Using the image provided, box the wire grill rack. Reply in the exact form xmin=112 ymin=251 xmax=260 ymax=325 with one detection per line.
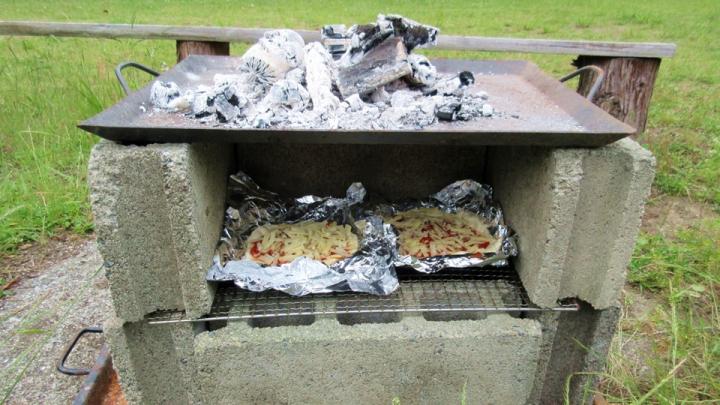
xmin=146 ymin=268 xmax=578 ymax=324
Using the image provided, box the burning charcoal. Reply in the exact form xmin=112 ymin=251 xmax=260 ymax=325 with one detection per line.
xmin=262 ymin=79 xmax=310 ymax=110
xmin=337 ymin=37 xmax=413 ymax=98
xmin=215 ymin=95 xmax=241 ymax=123
xmin=406 ymin=54 xmax=438 ymax=87
xmin=337 ymin=19 xmax=395 ymax=67
xmin=241 ymin=29 xmax=305 ymax=82
xmin=304 ymin=42 xmax=341 ymax=113
xmin=381 ymin=14 xmax=439 ymax=51
xmin=190 ymin=92 xmax=215 ymax=118
xmin=432 ymin=71 xmax=476 ymax=96
xmin=149 ymin=81 xmax=193 ymax=112
xmin=321 ymin=24 xmax=351 ymax=58
xmin=436 ymin=99 xmax=462 ymax=121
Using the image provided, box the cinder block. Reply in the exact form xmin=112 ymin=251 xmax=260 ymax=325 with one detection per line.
xmin=105 ymin=317 xmax=202 ymax=405
xmin=194 ymin=315 xmax=542 ymax=405
xmin=89 ymin=141 xmax=231 ymax=321
xmin=537 ymin=302 xmax=621 ymax=405
xmin=487 ymin=139 xmax=654 ymax=309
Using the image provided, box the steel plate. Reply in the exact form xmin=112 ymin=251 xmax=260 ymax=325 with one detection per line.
xmin=79 ymin=56 xmax=635 ymax=146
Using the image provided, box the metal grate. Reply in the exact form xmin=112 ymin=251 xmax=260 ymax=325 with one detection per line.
xmin=146 ymin=268 xmax=578 ymax=325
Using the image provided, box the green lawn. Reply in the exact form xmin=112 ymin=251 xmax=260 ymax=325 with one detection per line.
xmin=1 ymin=0 xmax=718 ymax=402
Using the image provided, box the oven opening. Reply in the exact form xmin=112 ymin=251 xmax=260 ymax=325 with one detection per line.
xmin=146 ymin=143 xmax=579 ymax=329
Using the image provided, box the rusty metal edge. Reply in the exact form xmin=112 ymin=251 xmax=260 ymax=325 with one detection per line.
xmin=72 ymin=344 xmax=114 ymax=405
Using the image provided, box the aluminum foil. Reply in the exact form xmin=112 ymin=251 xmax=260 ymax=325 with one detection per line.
xmin=375 ymin=180 xmax=518 ymax=273
xmin=206 ymin=172 xmax=399 ymax=296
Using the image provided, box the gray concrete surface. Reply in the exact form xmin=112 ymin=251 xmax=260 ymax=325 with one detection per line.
xmin=194 ymin=315 xmax=542 ymax=405
xmin=105 ymin=317 xmax=200 ymax=405
xmin=0 ymin=241 xmax=110 ymax=405
xmin=538 ymin=302 xmax=622 ymax=405
xmin=89 ymin=141 xmax=231 ymax=322
xmin=488 ymin=139 xmax=655 ymax=309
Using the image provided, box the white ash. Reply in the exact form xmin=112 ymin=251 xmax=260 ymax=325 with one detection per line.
xmin=149 ymin=16 xmax=498 ymax=130
xmin=304 ymin=42 xmax=341 ymax=114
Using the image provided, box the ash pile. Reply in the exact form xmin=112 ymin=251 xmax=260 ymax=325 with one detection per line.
xmin=150 ymin=15 xmax=494 ymax=130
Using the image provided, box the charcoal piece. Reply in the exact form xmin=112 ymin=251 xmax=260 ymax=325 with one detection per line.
xmin=407 ymin=54 xmax=437 ymax=86
xmin=321 ymin=24 xmax=351 ymax=57
xmin=337 ymin=37 xmax=413 ymax=98
xmin=215 ymin=96 xmax=240 ymax=123
xmin=191 ymin=93 xmax=215 ymax=118
xmin=459 ymin=71 xmax=475 ymax=86
xmin=433 ymin=71 xmax=476 ymax=97
xmin=304 ymin=43 xmax=341 ymax=113
xmin=381 ymin=14 xmax=439 ymax=51
xmin=263 ymin=79 xmax=310 ymax=110
xmin=344 ymin=94 xmax=365 ymax=112
xmin=241 ymin=29 xmax=305 ymax=82
xmin=436 ymin=100 xmax=462 ymax=121
xmin=148 ymin=80 xmax=193 ymax=112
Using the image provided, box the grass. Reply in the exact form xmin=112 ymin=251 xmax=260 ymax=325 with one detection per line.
xmin=0 ymin=0 xmax=719 ymax=403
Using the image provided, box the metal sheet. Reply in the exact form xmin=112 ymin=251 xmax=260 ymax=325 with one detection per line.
xmin=79 ymin=56 xmax=635 ymax=146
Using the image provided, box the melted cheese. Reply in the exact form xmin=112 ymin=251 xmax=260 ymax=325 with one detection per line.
xmin=386 ymin=208 xmax=500 ymax=258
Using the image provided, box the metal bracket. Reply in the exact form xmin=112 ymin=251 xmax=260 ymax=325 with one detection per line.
xmin=114 ymin=61 xmax=159 ymax=95
xmin=559 ymin=65 xmax=604 ymax=102
xmin=57 ymin=327 xmax=103 ymax=376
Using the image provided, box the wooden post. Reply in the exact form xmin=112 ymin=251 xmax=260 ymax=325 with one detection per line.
xmin=573 ymin=56 xmax=661 ymax=133
xmin=176 ymin=40 xmax=229 ymax=62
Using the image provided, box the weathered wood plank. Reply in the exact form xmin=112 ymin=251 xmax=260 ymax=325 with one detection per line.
xmin=574 ymin=56 xmax=662 ymax=133
xmin=176 ymin=40 xmax=229 ymax=62
xmin=0 ymin=21 xmax=676 ymax=58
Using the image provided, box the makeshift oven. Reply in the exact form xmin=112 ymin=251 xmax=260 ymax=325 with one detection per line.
xmin=83 ymin=19 xmax=654 ymax=405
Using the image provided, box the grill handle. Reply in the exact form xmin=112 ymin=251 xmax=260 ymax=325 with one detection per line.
xmin=57 ymin=326 xmax=103 ymax=376
xmin=559 ymin=65 xmax=604 ymax=102
xmin=115 ymin=61 xmax=160 ymax=96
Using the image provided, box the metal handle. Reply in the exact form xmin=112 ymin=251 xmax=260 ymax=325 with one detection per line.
xmin=115 ymin=61 xmax=159 ymax=95
xmin=57 ymin=326 xmax=103 ymax=376
xmin=559 ymin=65 xmax=604 ymax=102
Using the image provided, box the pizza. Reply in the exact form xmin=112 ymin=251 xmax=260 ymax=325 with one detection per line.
xmin=386 ymin=207 xmax=500 ymax=258
xmin=243 ymin=221 xmax=359 ymax=266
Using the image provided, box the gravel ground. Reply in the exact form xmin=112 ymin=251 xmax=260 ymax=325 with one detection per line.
xmin=0 ymin=241 xmax=111 ymax=404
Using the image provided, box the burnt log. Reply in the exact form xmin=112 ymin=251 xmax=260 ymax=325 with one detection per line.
xmin=574 ymin=56 xmax=661 ymax=133
xmin=337 ymin=37 xmax=412 ymax=98
xmin=176 ymin=40 xmax=229 ymax=62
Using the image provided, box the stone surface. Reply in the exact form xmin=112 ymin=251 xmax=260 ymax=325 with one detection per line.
xmin=88 ymin=141 xmax=231 ymax=321
xmin=487 ymin=138 xmax=655 ymax=309
xmin=105 ymin=317 xmax=201 ymax=405
xmin=194 ymin=315 xmax=542 ymax=405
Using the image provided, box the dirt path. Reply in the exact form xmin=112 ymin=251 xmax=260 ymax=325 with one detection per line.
xmin=0 ymin=240 xmax=111 ymax=404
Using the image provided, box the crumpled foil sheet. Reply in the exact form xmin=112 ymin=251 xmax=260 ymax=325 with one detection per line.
xmin=374 ymin=180 xmax=518 ymax=273
xmin=206 ymin=172 xmax=399 ymax=296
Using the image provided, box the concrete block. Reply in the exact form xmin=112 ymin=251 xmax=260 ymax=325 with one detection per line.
xmin=537 ymin=302 xmax=621 ymax=405
xmin=105 ymin=317 xmax=202 ymax=405
xmin=487 ymin=139 xmax=654 ymax=309
xmin=89 ymin=141 xmax=230 ymax=321
xmin=194 ymin=315 xmax=542 ymax=405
